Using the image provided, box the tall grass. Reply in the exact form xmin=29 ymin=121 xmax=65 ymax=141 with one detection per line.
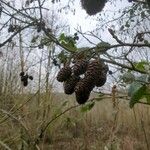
xmin=0 ymin=91 xmax=150 ymax=150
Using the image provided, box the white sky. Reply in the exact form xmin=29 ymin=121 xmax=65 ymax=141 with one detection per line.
xmin=0 ymin=0 xmax=133 ymax=92
xmin=52 ymin=0 xmax=132 ymax=47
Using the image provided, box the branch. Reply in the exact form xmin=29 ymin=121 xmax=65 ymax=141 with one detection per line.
xmin=37 ymin=104 xmax=79 ymax=142
xmin=42 ymin=27 xmax=76 ymax=53
xmin=101 ymin=58 xmax=147 ymax=74
xmin=108 ymin=28 xmax=124 ymax=44
xmin=1 ymin=0 xmax=36 ymax=21
xmin=0 ymin=22 xmax=35 ymax=48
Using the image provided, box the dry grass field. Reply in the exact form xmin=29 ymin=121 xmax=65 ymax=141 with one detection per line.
xmin=0 ymin=91 xmax=150 ymax=150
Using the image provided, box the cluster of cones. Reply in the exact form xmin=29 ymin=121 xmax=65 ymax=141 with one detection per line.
xmin=56 ymin=59 xmax=108 ymax=104
xmin=20 ymin=72 xmax=33 ymax=87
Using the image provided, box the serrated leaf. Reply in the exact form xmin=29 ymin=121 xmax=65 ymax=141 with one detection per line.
xmin=62 ymin=42 xmax=77 ymax=52
xmin=129 ymin=85 xmax=146 ymax=108
xmin=59 ymin=33 xmax=65 ymax=41
xmin=81 ymin=102 xmax=95 ymax=112
xmin=59 ymin=33 xmax=77 ymax=52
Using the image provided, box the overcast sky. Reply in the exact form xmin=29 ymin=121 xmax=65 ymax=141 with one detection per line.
xmin=51 ymin=0 xmax=132 ymax=47
xmin=1 ymin=0 xmax=133 ymax=92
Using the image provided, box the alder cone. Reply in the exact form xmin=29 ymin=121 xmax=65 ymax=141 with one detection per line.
xmin=95 ymin=64 xmax=109 ymax=87
xmin=85 ymin=59 xmax=103 ymax=81
xmin=86 ymin=60 xmax=103 ymax=73
xmin=75 ymin=77 xmax=95 ymax=104
xmin=85 ymin=60 xmax=108 ymax=87
xmin=63 ymin=75 xmax=80 ymax=95
xmin=75 ymin=77 xmax=95 ymax=93
xmin=75 ymin=90 xmax=91 ymax=104
xmin=56 ymin=66 xmax=72 ymax=82
xmin=81 ymin=0 xmax=107 ymax=16
xmin=95 ymin=73 xmax=107 ymax=87
xmin=103 ymin=64 xmax=109 ymax=73
xmin=73 ymin=59 xmax=88 ymax=76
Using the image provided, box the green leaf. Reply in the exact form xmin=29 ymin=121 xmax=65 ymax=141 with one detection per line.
xmin=62 ymin=41 xmax=77 ymax=52
xmin=59 ymin=33 xmax=66 ymax=41
xmin=128 ymin=74 xmax=148 ymax=97
xmin=95 ymin=42 xmax=111 ymax=53
xmin=121 ymin=72 xmax=135 ymax=84
xmin=58 ymin=51 xmax=68 ymax=64
xmin=128 ymin=81 xmax=142 ymax=97
xmin=81 ymin=102 xmax=95 ymax=112
xmin=145 ymin=95 xmax=150 ymax=103
xmin=142 ymin=85 xmax=150 ymax=103
xmin=135 ymin=61 xmax=149 ymax=71
xmin=129 ymin=85 xmax=146 ymax=108
xmin=59 ymin=33 xmax=77 ymax=52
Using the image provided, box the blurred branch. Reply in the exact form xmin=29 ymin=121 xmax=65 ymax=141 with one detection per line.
xmin=108 ymin=28 xmax=124 ymax=44
xmin=37 ymin=104 xmax=79 ymax=142
xmin=0 ymin=22 xmax=36 ymax=48
xmin=1 ymin=0 xmax=36 ymax=21
xmin=0 ymin=109 xmax=31 ymax=139
xmin=0 ymin=140 xmax=12 ymax=150
xmin=0 ymin=89 xmax=40 ymax=125
xmin=101 ymin=58 xmax=147 ymax=74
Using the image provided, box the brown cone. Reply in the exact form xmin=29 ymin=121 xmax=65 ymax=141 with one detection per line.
xmin=74 ymin=77 xmax=95 ymax=104
xmin=73 ymin=59 xmax=88 ymax=76
xmin=81 ymin=0 xmax=107 ymax=16
xmin=63 ymin=75 xmax=80 ymax=95
xmin=56 ymin=66 xmax=72 ymax=82
xmin=85 ymin=60 xmax=103 ymax=81
xmin=95 ymin=73 xmax=107 ymax=87
xmin=75 ymin=90 xmax=91 ymax=104
xmin=95 ymin=64 xmax=108 ymax=87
